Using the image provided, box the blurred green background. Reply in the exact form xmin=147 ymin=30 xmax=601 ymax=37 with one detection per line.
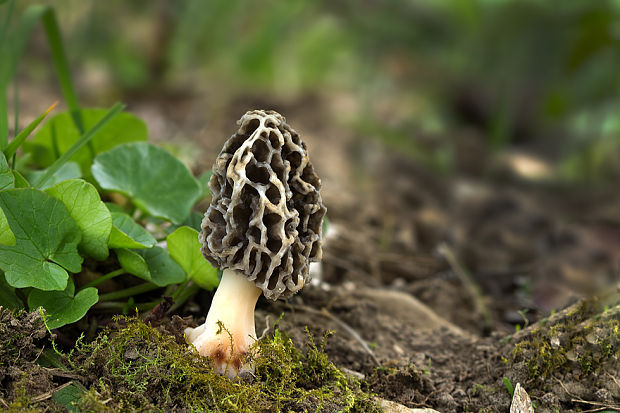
xmin=10 ymin=0 xmax=620 ymax=184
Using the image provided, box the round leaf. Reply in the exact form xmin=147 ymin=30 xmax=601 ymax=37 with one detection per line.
xmin=52 ymin=384 xmax=84 ymax=412
xmin=116 ymin=248 xmax=151 ymax=281
xmin=0 ymin=207 xmax=16 ymax=246
xmin=92 ymin=142 xmax=201 ymax=224
xmin=0 ymin=152 xmax=14 ymax=190
xmin=23 ymin=109 xmax=147 ymax=173
xmin=105 ymin=202 xmax=125 ymax=213
xmin=180 ymin=211 xmax=204 ymax=232
xmin=108 ymin=212 xmax=156 ymax=249
xmin=116 ymin=246 xmax=184 ymax=286
xmin=137 ymin=246 xmax=186 ymax=287
xmin=46 ymin=179 xmax=112 ymax=260
xmin=167 ymin=226 xmax=219 ymax=290
xmin=25 ymin=161 xmax=81 ymax=190
xmin=12 ymin=170 xmax=30 ymax=188
xmin=0 ymin=189 xmax=83 ymax=291
xmin=0 ymin=271 xmax=24 ymax=309
xmin=197 ymin=170 xmax=212 ymax=199
xmin=28 ymin=279 xmax=98 ymax=329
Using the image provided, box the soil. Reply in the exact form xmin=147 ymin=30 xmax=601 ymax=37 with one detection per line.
xmin=2 ymin=88 xmax=619 ymax=412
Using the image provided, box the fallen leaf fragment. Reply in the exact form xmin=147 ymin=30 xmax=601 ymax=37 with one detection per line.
xmin=510 ymin=383 xmax=534 ymax=413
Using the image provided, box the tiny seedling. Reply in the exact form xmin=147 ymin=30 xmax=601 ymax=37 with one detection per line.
xmin=423 ymin=357 xmax=432 ymax=375
xmin=504 ymin=376 xmax=514 ymax=397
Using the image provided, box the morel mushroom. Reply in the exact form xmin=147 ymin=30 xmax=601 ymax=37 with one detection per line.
xmin=185 ymin=110 xmax=326 ymax=378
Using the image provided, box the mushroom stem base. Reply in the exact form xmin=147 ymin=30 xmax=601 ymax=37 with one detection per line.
xmin=185 ymin=268 xmax=261 ymax=379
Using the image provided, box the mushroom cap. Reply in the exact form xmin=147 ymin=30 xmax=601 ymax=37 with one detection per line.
xmin=200 ymin=110 xmax=326 ymax=300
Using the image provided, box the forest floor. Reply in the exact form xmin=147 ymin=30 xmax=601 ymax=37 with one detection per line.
xmin=2 ymin=88 xmax=619 ymax=412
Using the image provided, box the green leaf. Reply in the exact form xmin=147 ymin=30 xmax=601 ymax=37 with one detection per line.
xmin=105 ymin=202 xmax=125 ymax=213
xmin=0 ymin=271 xmax=24 ymax=309
xmin=92 ymin=142 xmax=201 ymax=224
xmin=0 ymin=188 xmax=82 ymax=291
xmin=167 ymin=226 xmax=219 ymax=290
xmin=52 ymin=383 xmax=83 ymax=412
xmin=116 ymin=246 xmax=185 ymax=286
xmin=181 ymin=211 xmax=203 ymax=232
xmin=116 ymin=248 xmax=150 ymax=281
xmin=28 ymin=279 xmax=98 ymax=329
xmin=24 ymin=161 xmax=81 ymax=190
xmin=23 ymin=108 xmax=146 ymax=173
xmin=108 ymin=212 xmax=156 ymax=249
xmin=197 ymin=170 xmax=212 ymax=199
xmin=503 ymin=377 xmax=514 ymax=397
xmin=32 ymin=103 xmax=125 ymax=188
xmin=12 ymin=170 xmax=29 ymax=188
xmin=0 ymin=207 xmax=15 ymax=246
xmin=0 ymin=152 xmax=14 ymax=190
xmin=137 ymin=246 xmax=186 ymax=287
xmin=46 ymin=179 xmax=112 ymax=260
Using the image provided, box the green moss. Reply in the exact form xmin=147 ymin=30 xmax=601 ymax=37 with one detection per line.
xmin=511 ymin=302 xmax=619 ymax=385
xmin=69 ymin=317 xmax=380 ymax=412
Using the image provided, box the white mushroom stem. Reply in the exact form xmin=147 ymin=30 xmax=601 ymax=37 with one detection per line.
xmin=185 ymin=268 xmax=262 ymax=379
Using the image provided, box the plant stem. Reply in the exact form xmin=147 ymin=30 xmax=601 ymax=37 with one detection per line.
xmin=79 ymin=268 xmax=125 ymax=290
xmin=171 ymin=279 xmax=190 ymax=300
xmin=169 ymin=283 xmax=200 ymax=313
xmin=163 ymin=284 xmax=175 ymax=296
xmin=98 ymin=282 xmax=160 ymax=302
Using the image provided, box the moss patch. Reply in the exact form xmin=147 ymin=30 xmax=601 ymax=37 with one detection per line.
xmin=69 ymin=317 xmax=380 ymax=412
xmin=0 ymin=308 xmax=379 ymax=412
xmin=508 ymin=299 xmax=620 ymax=408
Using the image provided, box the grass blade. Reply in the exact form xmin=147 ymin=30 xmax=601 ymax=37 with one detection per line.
xmin=4 ymin=6 xmax=84 ymax=130
xmin=10 ymin=72 xmax=17 ymax=167
xmin=1 ymin=5 xmax=84 ymax=151
xmin=0 ymin=82 xmax=7 ymax=150
xmin=33 ymin=102 xmax=125 ymax=188
xmin=4 ymin=101 xmax=57 ymax=159
xmin=0 ymin=0 xmax=16 ymax=149
xmin=0 ymin=0 xmax=16 ymax=44
xmin=40 ymin=8 xmax=83 ymax=133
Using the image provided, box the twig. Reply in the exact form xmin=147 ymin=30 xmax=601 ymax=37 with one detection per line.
xmin=43 ymin=368 xmax=83 ymax=380
xmin=571 ymin=399 xmax=620 ymax=410
xmin=31 ymin=381 xmax=74 ymax=403
xmin=438 ymin=243 xmax=493 ymax=331
xmin=580 ymin=406 xmax=617 ymax=413
xmin=555 ymin=378 xmax=620 ymax=412
xmin=287 ymin=303 xmax=380 ymax=366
